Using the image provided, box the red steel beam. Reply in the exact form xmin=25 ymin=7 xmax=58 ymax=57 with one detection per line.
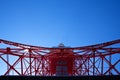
xmin=0 ymin=39 xmax=120 ymax=76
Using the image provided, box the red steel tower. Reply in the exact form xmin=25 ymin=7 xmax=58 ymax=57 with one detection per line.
xmin=0 ymin=39 xmax=120 ymax=76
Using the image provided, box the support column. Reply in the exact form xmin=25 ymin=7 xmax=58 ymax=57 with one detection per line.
xmin=109 ymin=52 xmax=112 ymax=75
xmin=92 ymin=49 xmax=96 ymax=76
xmin=6 ymin=47 xmax=11 ymax=75
xmin=29 ymin=49 xmax=32 ymax=75
xmin=21 ymin=56 xmax=23 ymax=75
xmin=101 ymin=55 xmax=104 ymax=75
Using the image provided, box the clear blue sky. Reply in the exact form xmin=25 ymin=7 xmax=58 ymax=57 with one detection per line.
xmin=0 ymin=0 xmax=120 ymax=75
xmin=0 ymin=0 xmax=120 ymax=47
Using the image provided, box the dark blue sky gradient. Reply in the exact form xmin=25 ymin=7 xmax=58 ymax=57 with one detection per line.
xmin=0 ymin=0 xmax=120 ymax=47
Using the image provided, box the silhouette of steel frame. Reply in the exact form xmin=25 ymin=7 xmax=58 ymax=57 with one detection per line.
xmin=0 ymin=39 xmax=120 ymax=76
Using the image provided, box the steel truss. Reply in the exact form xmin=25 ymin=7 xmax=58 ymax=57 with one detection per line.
xmin=0 ymin=39 xmax=120 ymax=76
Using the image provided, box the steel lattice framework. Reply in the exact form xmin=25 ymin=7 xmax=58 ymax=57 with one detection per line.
xmin=0 ymin=39 xmax=120 ymax=76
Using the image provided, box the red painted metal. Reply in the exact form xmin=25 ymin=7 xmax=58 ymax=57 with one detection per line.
xmin=0 ymin=39 xmax=120 ymax=76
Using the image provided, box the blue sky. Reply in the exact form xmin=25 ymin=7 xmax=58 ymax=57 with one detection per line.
xmin=0 ymin=0 xmax=120 ymax=47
